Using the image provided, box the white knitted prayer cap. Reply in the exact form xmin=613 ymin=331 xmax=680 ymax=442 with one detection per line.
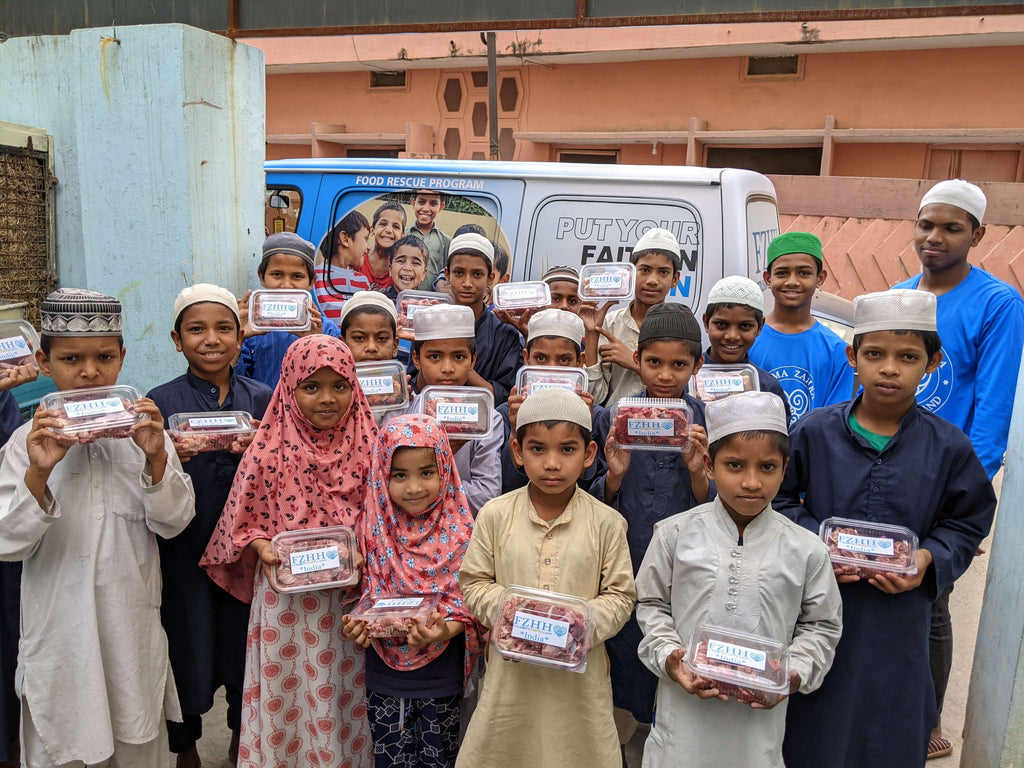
xmin=173 ymin=284 xmax=240 ymax=326
xmin=339 ymin=290 xmax=398 ymax=325
xmin=919 ymin=179 xmax=986 ymax=224
xmin=633 ymin=227 xmax=681 ymax=259
xmin=706 ymin=391 xmax=788 ymax=444
xmin=413 ymin=304 xmax=476 ymax=340
xmin=516 ymin=387 xmax=592 ymax=432
xmin=853 ymin=289 xmax=936 ymax=335
xmin=448 ymin=233 xmax=494 ymax=268
xmin=527 ymin=309 xmax=585 ymax=347
xmin=707 ymin=275 xmax=764 ymax=313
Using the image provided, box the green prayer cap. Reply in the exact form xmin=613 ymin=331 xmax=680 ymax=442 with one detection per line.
xmin=766 ymin=232 xmax=823 ymax=266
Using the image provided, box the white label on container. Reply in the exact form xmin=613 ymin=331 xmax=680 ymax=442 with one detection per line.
xmin=436 ymin=402 xmax=479 ymax=423
xmin=588 ymin=272 xmax=624 ymax=290
xmin=289 ymin=545 xmax=340 ymax=575
xmin=405 ymin=302 xmax=431 ymax=318
xmin=836 ymin=532 xmax=895 ymax=557
xmin=360 ymin=376 xmax=396 ymax=396
xmin=706 ymin=639 xmax=767 ymax=672
xmin=374 ymin=597 xmax=425 ymax=609
xmin=703 ymin=375 xmax=745 ymax=394
xmin=627 ymin=418 xmax=675 ymax=437
xmin=0 ymin=336 xmax=30 ymax=361
xmin=511 ymin=610 xmax=571 ymax=649
xmin=64 ymin=397 xmax=126 ymax=419
xmin=527 ymin=380 xmax=576 ymax=394
xmin=187 ymin=416 xmax=240 ymax=430
xmin=261 ymin=301 xmax=300 ymax=319
xmin=501 ymin=287 xmax=542 ymax=303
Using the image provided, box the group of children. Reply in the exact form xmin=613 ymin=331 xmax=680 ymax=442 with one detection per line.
xmin=0 ymin=178 xmax=1014 ymax=768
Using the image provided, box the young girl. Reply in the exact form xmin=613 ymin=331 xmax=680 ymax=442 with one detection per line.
xmin=361 ymin=202 xmax=407 ymax=292
xmin=343 ymin=414 xmax=484 ymax=768
xmin=315 ymin=209 xmax=373 ymax=322
xmin=201 ymin=335 xmax=376 ymax=768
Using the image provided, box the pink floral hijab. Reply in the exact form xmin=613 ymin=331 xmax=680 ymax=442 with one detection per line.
xmin=359 ymin=414 xmax=484 ymax=683
xmin=201 ymin=335 xmax=378 ymax=603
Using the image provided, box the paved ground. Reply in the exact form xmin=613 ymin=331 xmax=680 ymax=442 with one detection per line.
xmin=181 ymin=473 xmax=1002 ymax=767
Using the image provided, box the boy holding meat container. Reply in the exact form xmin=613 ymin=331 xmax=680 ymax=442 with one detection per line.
xmin=776 ymin=290 xmax=996 ymax=768
xmin=635 ymin=391 xmax=842 ymax=767
xmin=457 ymin=387 xmax=635 ymax=768
xmin=0 ymin=289 xmax=196 ymax=768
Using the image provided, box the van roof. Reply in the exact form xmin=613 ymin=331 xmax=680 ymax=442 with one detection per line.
xmin=265 ymin=157 xmax=762 ymax=186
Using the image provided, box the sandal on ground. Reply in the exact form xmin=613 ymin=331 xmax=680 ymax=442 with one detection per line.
xmin=927 ymin=738 xmax=953 ymax=759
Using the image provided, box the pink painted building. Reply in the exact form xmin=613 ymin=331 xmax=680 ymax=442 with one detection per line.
xmin=247 ymin=14 xmax=1024 ymax=295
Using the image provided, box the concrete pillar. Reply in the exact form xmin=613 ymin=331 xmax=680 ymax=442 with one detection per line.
xmin=0 ymin=24 xmax=264 ymax=390
xmin=962 ymin=347 xmax=1024 ymax=767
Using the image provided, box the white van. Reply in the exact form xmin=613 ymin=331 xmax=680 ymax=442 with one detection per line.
xmin=264 ymin=158 xmax=849 ymax=331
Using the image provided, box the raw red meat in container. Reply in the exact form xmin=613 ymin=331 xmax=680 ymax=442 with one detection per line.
xmin=396 ymin=290 xmax=452 ymax=331
xmin=689 ymin=364 xmax=760 ymax=402
xmin=819 ymin=517 xmax=919 ymax=578
xmin=493 ymin=281 xmax=551 ymax=312
xmin=491 ymin=585 xmax=594 ymax=673
xmin=578 ymin=262 xmax=635 ymax=302
xmin=610 ymin=397 xmax=692 ymax=451
xmin=417 ymin=386 xmax=494 ymax=440
xmin=166 ymin=411 xmax=256 ymax=453
xmin=0 ymin=319 xmax=40 ymax=378
xmin=349 ymin=592 xmax=442 ymax=637
xmin=355 ymin=360 xmax=409 ymax=412
xmin=270 ymin=526 xmax=359 ymax=593
xmin=249 ymin=289 xmax=312 ymax=332
xmin=42 ymin=385 xmax=149 ymax=443
xmin=685 ymin=624 xmax=790 ymax=706
xmin=515 ymin=366 xmax=587 ymax=398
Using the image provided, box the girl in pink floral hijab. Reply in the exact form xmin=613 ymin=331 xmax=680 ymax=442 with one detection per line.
xmin=344 ymin=414 xmax=484 ymax=767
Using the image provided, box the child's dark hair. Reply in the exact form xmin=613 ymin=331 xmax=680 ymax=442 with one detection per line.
xmin=516 ymin=419 xmax=592 ymax=446
xmin=708 ymin=430 xmax=791 ymax=464
xmin=852 ymin=329 xmax=942 ymax=359
xmin=703 ymin=302 xmax=764 ymax=328
xmin=40 ymin=334 xmax=124 ymax=357
xmin=413 ymin=337 xmax=478 ymax=356
xmin=492 ymin=242 xmax=510 ymax=278
xmin=340 ymin=306 xmax=398 ymax=336
xmin=525 ymin=335 xmax=581 ymax=357
xmin=453 ymin=223 xmax=486 ymax=238
xmin=389 ymin=235 xmax=429 ymax=263
xmin=967 ymin=213 xmax=981 ymax=232
xmin=630 ymin=247 xmax=681 ymax=273
xmin=372 ymin=202 xmax=407 ymax=229
xmin=638 ymin=336 xmax=702 ymax=360
xmin=321 ymin=209 xmax=370 ymax=262
xmin=173 ymin=304 xmax=241 ymax=337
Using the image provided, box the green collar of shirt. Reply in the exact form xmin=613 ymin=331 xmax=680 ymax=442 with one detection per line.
xmin=848 ymin=413 xmax=894 ymax=453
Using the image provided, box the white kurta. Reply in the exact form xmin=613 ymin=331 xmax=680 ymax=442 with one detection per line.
xmin=635 ymin=498 xmax=842 ymax=768
xmin=0 ymin=422 xmax=195 ymax=766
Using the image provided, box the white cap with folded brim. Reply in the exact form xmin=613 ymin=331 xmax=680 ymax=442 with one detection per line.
xmin=854 ymin=289 xmax=937 ymax=335
xmin=340 ymin=290 xmax=398 ymax=325
xmin=448 ymin=233 xmax=494 ymax=268
xmin=517 ymin=386 xmax=592 ymax=432
xmin=633 ymin=227 xmax=681 ymax=259
xmin=919 ymin=179 xmax=986 ymax=224
xmin=706 ymin=391 xmax=788 ymax=444
xmin=173 ymin=283 xmax=240 ymax=326
xmin=413 ymin=303 xmax=476 ymax=340
xmin=707 ymin=275 xmax=764 ymax=313
xmin=527 ymin=309 xmax=585 ymax=347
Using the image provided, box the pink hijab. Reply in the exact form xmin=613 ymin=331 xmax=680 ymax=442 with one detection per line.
xmin=359 ymin=414 xmax=484 ymax=683
xmin=201 ymin=335 xmax=378 ymax=603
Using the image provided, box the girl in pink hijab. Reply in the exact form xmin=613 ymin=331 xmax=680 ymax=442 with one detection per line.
xmin=202 ymin=335 xmax=377 ymax=768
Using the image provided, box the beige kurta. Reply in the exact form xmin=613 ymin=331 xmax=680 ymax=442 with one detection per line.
xmin=585 ymin=304 xmax=643 ymax=407
xmin=456 ymin=487 xmax=635 ymax=768
xmin=0 ymin=423 xmax=195 ymax=766
xmin=635 ymin=498 xmax=843 ymax=768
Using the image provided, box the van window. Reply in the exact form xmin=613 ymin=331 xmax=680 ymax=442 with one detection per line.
xmin=265 ymin=187 xmax=302 ymax=235
xmin=745 ymin=196 xmax=780 ymax=290
xmin=527 ymin=196 xmax=704 ymax=310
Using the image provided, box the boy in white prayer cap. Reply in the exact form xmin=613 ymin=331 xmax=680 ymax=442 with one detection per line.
xmin=635 ymin=390 xmax=841 ymax=768
xmin=777 ymin=289 xmax=996 ymax=768
xmin=891 ymin=180 xmax=1024 ymax=755
xmin=458 ymin=387 xmax=635 ymax=768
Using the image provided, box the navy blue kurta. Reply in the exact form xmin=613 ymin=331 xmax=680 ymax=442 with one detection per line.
xmin=147 ymin=370 xmax=272 ymax=735
xmin=590 ymin=390 xmax=710 ymax=724
xmin=472 ymin=309 xmax=524 ymax=406
xmin=0 ymin=391 xmax=22 ymax=761
xmin=775 ymin=399 xmax=995 ymax=768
